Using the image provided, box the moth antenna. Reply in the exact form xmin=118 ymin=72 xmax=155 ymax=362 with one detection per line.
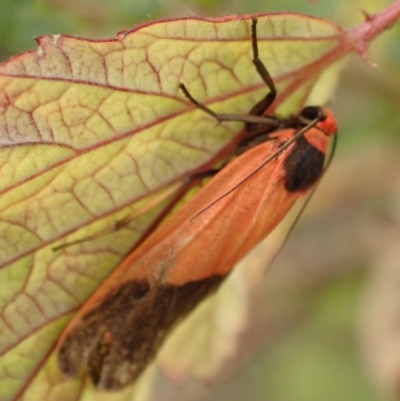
xmin=52 ymin=181 xmax=185 ymax=251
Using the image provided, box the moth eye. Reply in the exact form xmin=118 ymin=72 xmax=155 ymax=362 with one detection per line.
xmin=300 ymin=106 xmax=326 ymax=122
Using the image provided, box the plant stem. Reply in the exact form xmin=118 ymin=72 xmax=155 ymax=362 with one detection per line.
xmin=347 ymin=0 xmax=400 ymax=56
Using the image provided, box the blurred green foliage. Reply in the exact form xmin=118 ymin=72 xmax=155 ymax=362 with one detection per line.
xmin=0 ymin=1 xmax=399 ymax=401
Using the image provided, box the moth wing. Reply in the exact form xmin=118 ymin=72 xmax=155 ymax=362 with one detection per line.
xmin=151 ymin=137 xmax=336 ymax=392
xmin=154 ymin=197 xmax=315 ymax=389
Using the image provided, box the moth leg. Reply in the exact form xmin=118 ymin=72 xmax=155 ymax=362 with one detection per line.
xmin=52 ymin=181 xmax=186 ymax=251
xmin=236 ymin=17 xmax=283 ymax=150
xmin=179 ymin=82 xmax=277 ymax=126
xmin=179 ymin=17 xmax=279 ymax=129
xmin=246 ymin=16 xmax=277 ymax=118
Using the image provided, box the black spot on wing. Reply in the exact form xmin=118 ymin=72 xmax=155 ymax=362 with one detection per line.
xmin=284 ymin=135 xmax=325 ymax=192
xmin=58 ymin=274 xmax=225 ymax=390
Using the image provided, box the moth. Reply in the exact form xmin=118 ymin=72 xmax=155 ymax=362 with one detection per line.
xmin=57 ymin=17 xmax=338 ymax=390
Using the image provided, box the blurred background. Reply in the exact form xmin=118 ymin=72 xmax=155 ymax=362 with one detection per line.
xmin=1 ymin=0 xmax=399 ymax=400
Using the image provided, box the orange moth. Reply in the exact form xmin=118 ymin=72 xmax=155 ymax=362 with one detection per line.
xmin=57 ymin=17 xmax=338 ymax=390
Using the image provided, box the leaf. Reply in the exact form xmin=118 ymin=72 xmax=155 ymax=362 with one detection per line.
xmin=0 ymin=6 xmax=398 ymax=401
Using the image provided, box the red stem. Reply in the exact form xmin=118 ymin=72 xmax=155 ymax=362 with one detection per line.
xmin=346 ymin=0 xmax=400 ymax=57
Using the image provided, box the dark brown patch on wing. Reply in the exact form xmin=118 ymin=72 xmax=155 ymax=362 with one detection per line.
xmin=284 ymin=135 xmax=325 ymax=192
xmin=58 ymin=274 xmax=225 ymax=390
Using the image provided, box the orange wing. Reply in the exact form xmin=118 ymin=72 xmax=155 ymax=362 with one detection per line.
xmin=57 ymin=107 xmax=337 ymax=390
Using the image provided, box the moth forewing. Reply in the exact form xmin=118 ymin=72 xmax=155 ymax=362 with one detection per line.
xmin=160 ymin=118 xmax=338 ymax=385
xmin=57 ymin=112 xmax=337 ymax=390
xmin=157 ymin=188 xmax=320 ymax=385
